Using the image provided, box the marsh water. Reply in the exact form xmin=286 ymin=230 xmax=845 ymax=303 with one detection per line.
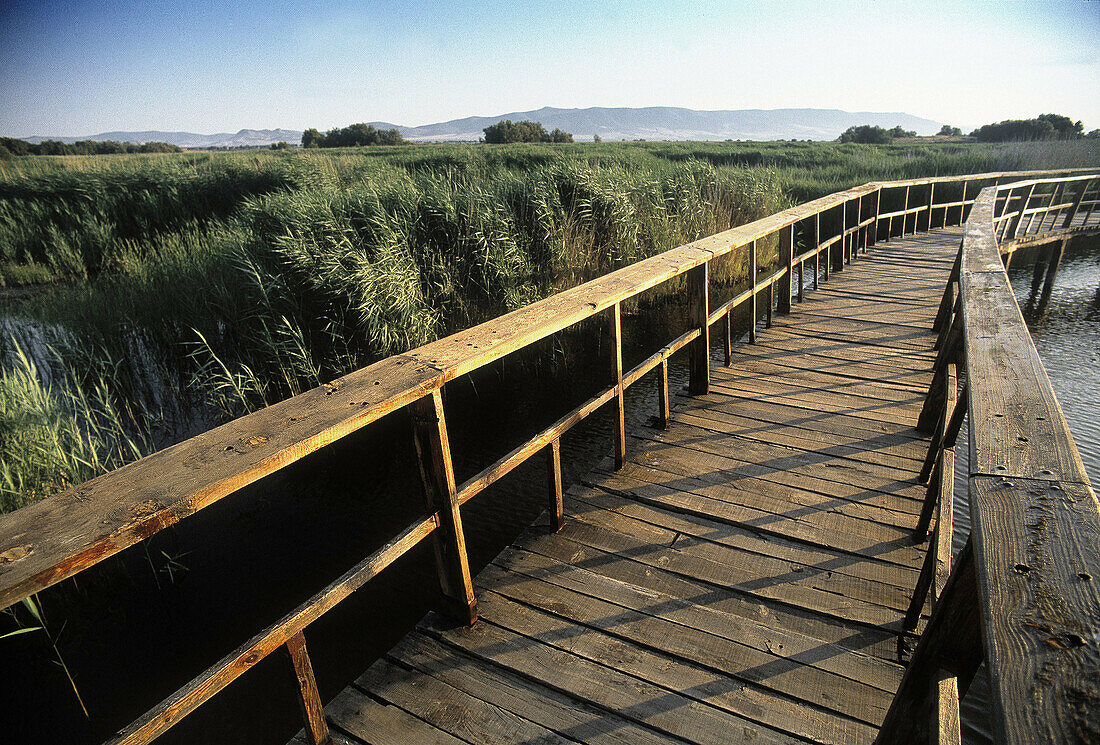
xmin=3 ymin=236 xmax=1097 ymax=744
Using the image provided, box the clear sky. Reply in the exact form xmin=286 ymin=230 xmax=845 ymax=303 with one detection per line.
xmin=1 ymin=0 xmax=1097 ymax=137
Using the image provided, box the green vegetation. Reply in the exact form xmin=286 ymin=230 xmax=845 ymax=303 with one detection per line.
xmin=483 ymin=120 xmax=573 ymax=143
xmin=1 ymin=138 xmax=1097 ymax=511
xmin=301 ymin=123 xmax=404 ymax=148
xmin=838 ymin=125 xmax=892 ymax=144
xmin=0 ymin=137 xmax=181 ymax=157
xmin=971 ymin=114 xmax=1085 ymax=142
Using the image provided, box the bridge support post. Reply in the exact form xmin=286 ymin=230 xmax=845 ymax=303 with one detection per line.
xmin=410 ymin=389 xmax=478 ymax=626
xmin=688 ymin=262 xmax=710 ymax=395
xmin=1036 ymin=238 xmax=1067 ymax=313
xmin=777 ymin=225 xmax=793 ymax=314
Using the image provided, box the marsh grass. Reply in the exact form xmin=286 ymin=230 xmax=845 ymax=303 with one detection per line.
xmin=1 ymin=139 xmax=1096 ymax=510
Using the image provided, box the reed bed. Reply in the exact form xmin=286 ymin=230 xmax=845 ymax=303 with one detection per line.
xmin=1 ymin=139 xmax=1097 ymax=511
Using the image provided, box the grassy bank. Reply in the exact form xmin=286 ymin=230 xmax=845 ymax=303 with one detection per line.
xmin=1 ymin=139 xmax=1098 ymax=509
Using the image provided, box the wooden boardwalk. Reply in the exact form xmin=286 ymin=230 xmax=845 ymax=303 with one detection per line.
xmin=299 ymin=227 xmax=961 ymax=745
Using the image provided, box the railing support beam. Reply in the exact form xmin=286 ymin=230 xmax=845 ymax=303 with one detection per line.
xmin=777 ymin=225 xmax=793 ymax=314
xmin=285 ymin=632 xmax=331 ymax=745
xmin=688 ymin=263 xmax=710 ymax=395
xmin=410 ymin=389 xmax=478 ymax=625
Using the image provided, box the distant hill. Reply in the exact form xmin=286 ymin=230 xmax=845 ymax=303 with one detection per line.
xmin=19 ymin=108 xmax=944 ymax=146
xmin=374 ymin=107 xmax=943 ymax=142
xmin=20 ymin=128 xmax=302 ymax=148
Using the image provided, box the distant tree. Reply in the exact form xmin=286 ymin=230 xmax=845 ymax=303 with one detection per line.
xmin=301 ymin=123 xmax=405 ymax=148
xmin=1037 ymin=113 xmax=1083 ymax=139
xmin=483 ymin=119 xmax=570 ymax=144
xmin=0 ymin=137 xmax=32 ymax=155
xmin=937 ymin=125 xmax=963 ymax=137
xmin=838 ymin=125 xmax=891 ymax=144
xmin=970 ymin=114 xmax=1083 ymax=142
xmin=887 ymin=125 xmax=917 ymax=138
xmin=1088 ymin=129 xmax=1100 ymax=139
xmin=270 ymin=141 xmax=290 ymax=150
xmin=592 ymin=133 xmax=602 ymax=143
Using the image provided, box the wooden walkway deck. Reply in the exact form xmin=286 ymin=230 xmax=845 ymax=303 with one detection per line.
xmin=296 ymin=228 xmax=961 ymax=745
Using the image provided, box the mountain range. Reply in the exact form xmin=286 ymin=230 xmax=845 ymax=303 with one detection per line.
xmin=21 ymin=107 xmax=943 ymax=147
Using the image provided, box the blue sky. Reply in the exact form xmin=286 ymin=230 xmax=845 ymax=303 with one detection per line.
xmin=1 ymin=0 xmax=1097 ymax=136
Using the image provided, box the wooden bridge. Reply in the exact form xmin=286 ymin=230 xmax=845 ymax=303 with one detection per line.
xmin=1 ymin=171 xmax=1098 ymax=745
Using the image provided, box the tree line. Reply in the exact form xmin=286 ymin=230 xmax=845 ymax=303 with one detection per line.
xmin=839 ymin=114 xmax=1096 ymax=144
xmin=0 ymin=137 xmax=182 ymax=157
xmin=301 ymin=123 xmax=405 ymax=148
xmin=482 ymin=120 xmax=573 ymax=143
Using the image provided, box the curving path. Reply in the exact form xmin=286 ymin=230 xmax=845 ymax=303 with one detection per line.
xmin=294 ymin=228 xmax=962 ymax=745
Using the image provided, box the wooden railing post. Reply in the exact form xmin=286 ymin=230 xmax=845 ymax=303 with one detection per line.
xmin=873 ymin=187 xmax=883 ymax=243
xmin=1011 ymin=184 xmax=1037 ymax=239
xmin=836 ymin=202 xmax=847 ymax=270
xmin=285 ymin=632 xmax=331 ymax=745
xmin=687 ymin=263 xmax=710 ymax=395
xmin=812 ymin=212 xmax=821 ymax=288
xmin=902 ymin=185 xmax=911 ymax=235
xmin=749 ymin=239 xmax=759 ymax=341
xmin=609 ymin=302 xmax=627 ymax=468
xmin=777 ymin=225 xmax=793 ymax=314
xmin=545 ymin=439 xmax=563 ymax=531
xmin=410 ymin=389 xmax=478 ymax=625
xmin=1061 ymin=177 xmax=1092 ymax=228
xmin=926 ymin=183 xmax=935 ymax=232
xmin=658 ymin=359 xmax=670 ymax=429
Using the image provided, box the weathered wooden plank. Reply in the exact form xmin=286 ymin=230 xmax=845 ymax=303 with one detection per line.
xmin=516 ymin=525 xmax=904 ymax=662
xmin=563 ymin=488 xmax=919 ymax=611
xmin=356 ymin=657 xmax=576 ymax=745
xmin=422 ymin=609 xmax=799 ymax=745
xmin=633 ymin=423 xmax=927 ymax=503
xmin=673 ymin=409 xmax=926 ymax=471
xmin=586 ymin=466 xmax=927 ymax=568
xmin=969 ymin=476 xmax=1100 ymax=745
xmin=959 ymin=202 xmax=1089 ymax=481
xmin=494 ymin=545 xmax=905 ymax=691
xmin=620 ymin=433 xmax=926 ymax=526
xmin=324 ymin=686 xmax=467 ymax=745
xmin=385 ymin=632 xmax=679 ymax=745
xmin=474 ymin=580 xmax=883 ymax=741
xmin=567 ymin=486 xmax=921 ymax=591
xmin=546 ymin=500 xmax=909 ymax=627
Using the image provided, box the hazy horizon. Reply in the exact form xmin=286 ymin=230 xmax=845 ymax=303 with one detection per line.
xmin=2 ymin=0 xmax=1098 ymax=137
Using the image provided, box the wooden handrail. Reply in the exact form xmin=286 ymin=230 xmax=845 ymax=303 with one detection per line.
xmin=0 ymin=167 xmax=1094 ymax=745
xmin=877 ymin=174 xmax=1100 ymax=745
